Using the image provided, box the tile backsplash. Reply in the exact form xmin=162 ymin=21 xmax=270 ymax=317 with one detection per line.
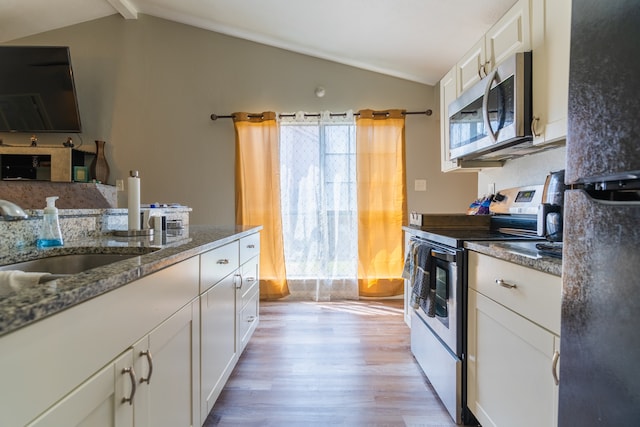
xmin=478 ymin=145 xmax=567 ymax=195
xmin=0 ymin=208 xmax=190 ymax=251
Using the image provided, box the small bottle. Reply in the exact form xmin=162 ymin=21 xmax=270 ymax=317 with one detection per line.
xmin=37 ymin=196 xmax=64 ymax=248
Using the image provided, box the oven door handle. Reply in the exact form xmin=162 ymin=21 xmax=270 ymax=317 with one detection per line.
xmin=430 ymin=249 xmax=456 ymax=263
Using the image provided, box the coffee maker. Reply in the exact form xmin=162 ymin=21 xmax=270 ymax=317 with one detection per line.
xmin=537 ymin=170 xmax=566 ymax=242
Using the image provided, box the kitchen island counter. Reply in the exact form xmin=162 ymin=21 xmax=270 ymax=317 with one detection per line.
xmin=0 ymin=224 xmax=261 ymax=337
xmin=465 ymin=240 xmax=562 ymax=277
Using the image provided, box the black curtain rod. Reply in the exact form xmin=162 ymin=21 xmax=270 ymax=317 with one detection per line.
xmin=210 ymin=109 xmax=432 ymax=121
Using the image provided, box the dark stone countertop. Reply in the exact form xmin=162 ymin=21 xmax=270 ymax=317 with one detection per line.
xmin=464 ymin=240 xmax=562 ymax=277
xmin=0 ymin=225 xmax=261 ymax=337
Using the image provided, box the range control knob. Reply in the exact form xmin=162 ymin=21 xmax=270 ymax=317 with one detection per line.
xmin=493 ymin=192 xmax=506 ymax=202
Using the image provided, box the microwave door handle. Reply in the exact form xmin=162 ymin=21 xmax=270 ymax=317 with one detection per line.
xmin=482 ymin=70 xmax=498 ymax=142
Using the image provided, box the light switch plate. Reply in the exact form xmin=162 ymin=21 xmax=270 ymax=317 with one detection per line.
xmin=414 ymin=179 xmax=427 ymax=191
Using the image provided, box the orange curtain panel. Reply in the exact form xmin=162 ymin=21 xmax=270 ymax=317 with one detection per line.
xmin=355 ymin=109 xmax=407 ymax=297
xmin=233 ymin=112 xmax=289 ymax=299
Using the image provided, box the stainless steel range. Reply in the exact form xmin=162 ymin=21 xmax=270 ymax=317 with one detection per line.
xmin=403 ymin=185 xmax=545 ymax=425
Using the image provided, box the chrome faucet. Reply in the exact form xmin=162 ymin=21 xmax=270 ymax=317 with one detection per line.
xmin=0 ymin=200 xmax=29 ymax=220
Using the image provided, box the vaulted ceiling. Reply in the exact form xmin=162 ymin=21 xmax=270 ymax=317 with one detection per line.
xmin=0 ymin=0 xmax=517 ymax=85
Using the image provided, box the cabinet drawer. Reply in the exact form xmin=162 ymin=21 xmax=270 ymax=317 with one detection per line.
xmin=240 ymin=233 xmax=260 ymax=265
xmin=468 ymin=251 xmax=561 ymax=335
xmin=200 ymin=241 xmax=239 ymax=292
xmin=238 ymin=285 xmax=259 ymax=351
xmin=238 ymin=257 xmax=259 ymax=302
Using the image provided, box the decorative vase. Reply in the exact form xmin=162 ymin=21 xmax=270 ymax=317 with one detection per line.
xmin=90 ymin=140 xmax=110 ymax=184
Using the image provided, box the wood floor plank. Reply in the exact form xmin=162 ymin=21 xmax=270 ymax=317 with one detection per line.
xmin=205 ymin=300 xmax=457 ymax=427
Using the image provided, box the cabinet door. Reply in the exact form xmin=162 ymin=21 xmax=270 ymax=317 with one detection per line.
xmin=134 ymin=299 xmax=199 ymax=427
xmin=238 ymin=282 xmax=259 ymax=352
xmin=236 ymin=255 xmax=260 ymax=352
xmin=440 ymin=67 xmax=461 ymax=172
xmin=200 ymin=272 xmax=238 ymax=421
xmin=531 ymin=0 xmax=571 ymax=145
xmin=467 ymin=289 xmax=558 ymax=427
xmin=28 ymin=350 xmax=135 ymax=427
xmin=485 ymin=0 xmax=531 ymax=71
xmin=457 ymin=38 xmax=486 ymax=95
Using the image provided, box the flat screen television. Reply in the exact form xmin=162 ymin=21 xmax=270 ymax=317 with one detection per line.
xmin=0 ymin=46 xmax=82 ymax=133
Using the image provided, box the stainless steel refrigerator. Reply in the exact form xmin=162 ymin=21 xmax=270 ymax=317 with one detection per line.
xmin=559 ymin=0 xmax=640 ymax=425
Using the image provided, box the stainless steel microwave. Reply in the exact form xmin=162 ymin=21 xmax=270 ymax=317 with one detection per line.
xmin=448 ymin=51 xmax=532 ymax=161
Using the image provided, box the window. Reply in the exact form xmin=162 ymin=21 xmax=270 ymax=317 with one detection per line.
xmin=279 ymin=116 xmax=358 ymax=285
xmin=233 ymin=109 xmax=406 ymax=300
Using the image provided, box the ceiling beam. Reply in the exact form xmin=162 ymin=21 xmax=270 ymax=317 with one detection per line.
xmin=107 ymin=0 xmax=138 ymax=19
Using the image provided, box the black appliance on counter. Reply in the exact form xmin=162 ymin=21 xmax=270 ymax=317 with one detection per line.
xmin=537 ymin=170 xmax=566 ymax=243
xmin=558 ymin=1 xmax=640 ymax=425
xmin=405 ymin=186 xmax=546 ymax=425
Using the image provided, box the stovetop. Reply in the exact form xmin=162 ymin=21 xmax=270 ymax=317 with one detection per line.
xmin=406 ymin=214 xmax=544 ymax=248
xmin=406 ymin=226 xmax=542 ymax=248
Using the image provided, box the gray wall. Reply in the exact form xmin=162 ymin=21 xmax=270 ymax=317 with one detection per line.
xmin=3 ymin=14 xmax=478 ymax=224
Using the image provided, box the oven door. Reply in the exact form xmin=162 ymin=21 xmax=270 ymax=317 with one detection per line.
xmin=410 ymin=244 xmax=464 ymax=424
xmin=414 ymin=245 xmax=462 ymax=355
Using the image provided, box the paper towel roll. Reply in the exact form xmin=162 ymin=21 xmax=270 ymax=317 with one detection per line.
xmin=128 ymin=171 xmax=140 ymax=230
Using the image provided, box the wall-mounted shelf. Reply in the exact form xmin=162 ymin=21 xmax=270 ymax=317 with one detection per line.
xmin=0 ymin=146 xmax=93 ymax=182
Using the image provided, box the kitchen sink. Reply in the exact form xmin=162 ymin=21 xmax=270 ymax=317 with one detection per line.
xmin=0 ymin=250 xmax=158 ymax=296
xmin=0 ymin=253 xmax=143 ymax=275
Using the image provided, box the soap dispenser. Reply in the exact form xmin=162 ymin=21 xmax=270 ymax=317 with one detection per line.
xmin=37 ymin=196 xmax=63 ymax=248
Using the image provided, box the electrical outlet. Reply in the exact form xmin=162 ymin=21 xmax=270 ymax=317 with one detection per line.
xmin=116 ymin=179 xmax=125 ymax=191
xmin=488 ymin=182 xmax=496 ymax=195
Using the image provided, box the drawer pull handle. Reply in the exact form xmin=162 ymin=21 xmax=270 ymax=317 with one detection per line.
xmin=495 ymin=278 xmax=517 ymax=289
xmin=245 ymin=276 xmax=256 ymax=283
xmin=122 ymin=367 xmax=137 ymax=405
xmin=247 ymin=315 xmax=256 ymax=322
xmin=247 ymin=244 xmax=255 ymax=249
xmin=217 ymin=259 xmax=229 ymax=265
xmin=552 ymin=350 xmax=560 ymax=386
xmin=139 ymin=350 xmax=154 ymax=384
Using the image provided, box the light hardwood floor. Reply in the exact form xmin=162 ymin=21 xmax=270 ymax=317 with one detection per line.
xmin=205 ymin=299 xmax=457 ymax=427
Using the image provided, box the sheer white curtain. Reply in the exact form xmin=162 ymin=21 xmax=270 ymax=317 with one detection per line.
xmin=279 ymin=111 xmax=359 ymax=301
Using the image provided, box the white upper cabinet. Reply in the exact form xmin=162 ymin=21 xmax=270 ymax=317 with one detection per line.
xmin=439 ymin=67 xmax=462 ymax=172
xmin=457 ymin=0 xmax=531 ymax=94
xmin=457 ymin=38 xmax=487 ymax=95
xmin=439 ymin=0 xmax=570 ymax=172
xmin=531 ymin=0 xmax=572 ymax=146
xmin=440 ymin=0 xmax=531 ymax=172
xmin=486 ymin=0 xmax=531 ymax=71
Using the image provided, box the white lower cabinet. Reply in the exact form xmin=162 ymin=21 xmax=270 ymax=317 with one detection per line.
xmin=200 ymin=271 xmax=238 ymax=421
xmin=200 ymin=234 xmax=261 ymax=420
xmin=237 ymin=255 xmax=259 ymax=352
xmin=467 ymin=290 xmax=559 ymax=427
xmin=24 ymin=268 xmax=201 ymax=427
xmin=133 ymin=300 xmax=200 ymax=427
xmin=0 ymin=231 xmax=261 ymax=427
xmin=467 ymin=251 xmax=560 ymax=427
xmin=29 ymin=300 xmax=200 ymax=427
xmin=28 ymin=350 xmax=135 ymax=427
